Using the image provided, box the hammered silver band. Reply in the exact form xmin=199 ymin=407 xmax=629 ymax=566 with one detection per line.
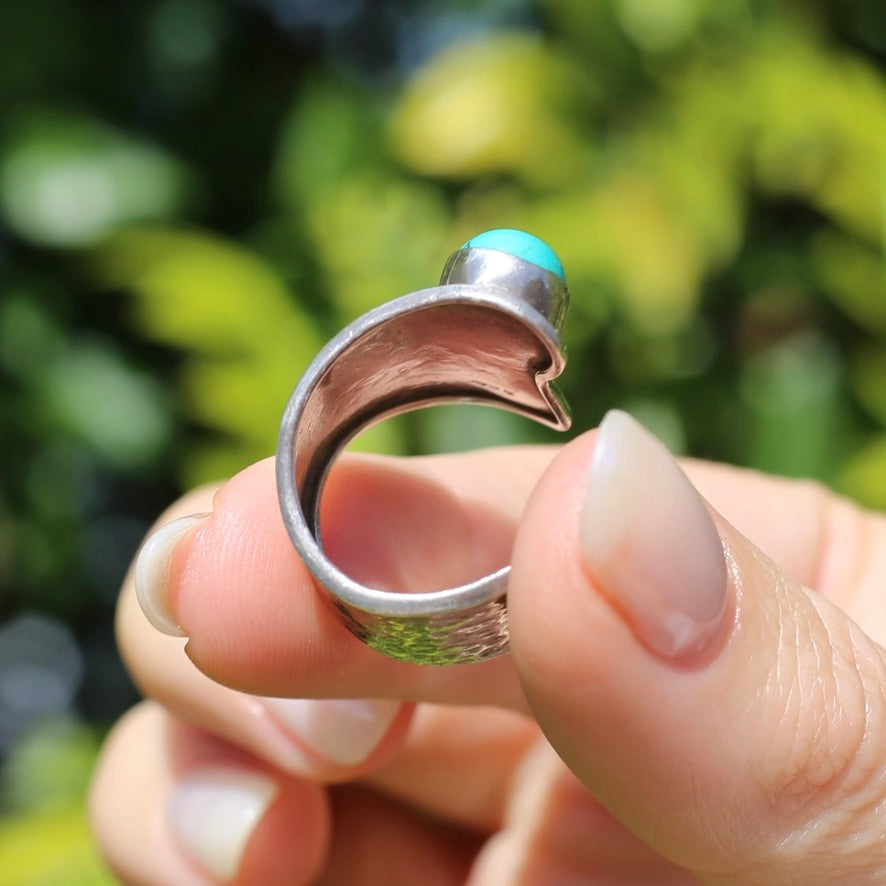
xmin=276 ymin=238 xmax=571 ymax=665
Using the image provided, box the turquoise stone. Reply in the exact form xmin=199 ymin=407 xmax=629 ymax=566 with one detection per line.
xmin=462 ymin=229 xmax=565 ymax=281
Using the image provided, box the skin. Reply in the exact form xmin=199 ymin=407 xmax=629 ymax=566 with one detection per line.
xmin=89 ymin=433 xmax=886 ymax=884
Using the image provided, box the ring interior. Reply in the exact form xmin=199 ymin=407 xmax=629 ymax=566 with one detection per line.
xmin=278 ymin=293 xmax=566 ymax=617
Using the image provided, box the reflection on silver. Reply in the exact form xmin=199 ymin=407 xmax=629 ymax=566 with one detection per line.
xmin=276 ymin=240 xmax=570 ymax=664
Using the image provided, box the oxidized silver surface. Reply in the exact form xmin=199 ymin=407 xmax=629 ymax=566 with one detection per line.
xmin=276 ymin=245 xmax=571 ymax=665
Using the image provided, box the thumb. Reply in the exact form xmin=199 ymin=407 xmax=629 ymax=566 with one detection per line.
xmin=508 ymin=410 xmax=886 ymax=883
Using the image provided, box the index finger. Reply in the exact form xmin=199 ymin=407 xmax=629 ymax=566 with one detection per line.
xmin=130 ymin=448 xmax=558 ymax=709
xmin=125 ymin=441 xmax=879 ymax=707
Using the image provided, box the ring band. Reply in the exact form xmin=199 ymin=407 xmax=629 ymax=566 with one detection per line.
xmin=276 ymin=230 xmax=571 ymax=665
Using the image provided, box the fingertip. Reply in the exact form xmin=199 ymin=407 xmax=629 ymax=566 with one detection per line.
xmin=212 ymin=767 xmax=330 ymax=886
xmin=507 ymin=428 xmax=636 ymax=706
xmin=261 ymin=697 xmax=409 ymax=772
xmin=580 ymin=410 xmax=728 ymax=658
xmin=134 ymin=514 xmax=207 ymax=637
xmin=164 ymin=452 xmax=525 ymax=707
xmin=91 ymin=703 xmax=331 ymax=886
xmin=509 ymin=419 xmax=886 ymax=879
xmin=509 ymin=416 xmax=733 ymax=691
xmin=167 ymin=754 xmax=330 ymax=886
xmin=506 ymin=423 xmax=737 ymax=859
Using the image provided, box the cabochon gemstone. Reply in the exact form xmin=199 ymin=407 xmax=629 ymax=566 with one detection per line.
xmin=461 ymin=229 xmax=565 ymax=282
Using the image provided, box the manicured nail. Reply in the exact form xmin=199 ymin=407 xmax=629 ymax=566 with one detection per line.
xmin=134 ymin=514 xmax=207 ymax=637
xmin=168 ymin=766 xmax=277 ymax=882
xmin=263 ymin=697 xmax=401 ymax=766
xmin=580 ymin=410 xmax=727 ymax=658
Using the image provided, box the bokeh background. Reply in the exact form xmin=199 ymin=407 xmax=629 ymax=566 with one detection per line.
xmin=0 ymin=0 xmax=883 ymax=880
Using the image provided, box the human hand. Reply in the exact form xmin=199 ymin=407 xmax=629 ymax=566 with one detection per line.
xmin=90 ymin=411 xmax=886 ymax=884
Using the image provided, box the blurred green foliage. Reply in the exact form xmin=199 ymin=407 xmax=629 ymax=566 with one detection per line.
xmin=0 ymin=719 xmax=113 ymax=884
xmin=0 ymin=0 xmax=883 ymax=880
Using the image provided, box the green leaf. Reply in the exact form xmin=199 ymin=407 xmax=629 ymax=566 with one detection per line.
xmin=747 ymin=33 xmax=886 ymax=243
xmin=414 ymin=404 xmax=540 ymax=454
xmin=306 ymin=174 xmax=451 ymax=323
xmin=93 ymin=227 xmax=329 ymax=484
xmin=813 ymin=233 xmax=886 ymax=336
xmin=41 ymin=337 xmax=173 ymax=469
xmin=0 ymin=110 xmax=191 ymax=247
xmin=840 ymin=435 xmax=886 ymax=510
xmin=273 ymin=77 xmax=385 ymax=214
xmin=3 ymin=718 xmax=100 ymax=815
xmin=849 ymin=346 xmax=886 ymax=425
xmin=388 ymin=32 xmax=591 ymax=186
xmin=0 ymin=806 xmax=114 ymax=886
xmin=0 ymin=720 xmax=112 ymax=886
xmin=739 ymin=333 xmax=844 ymax=480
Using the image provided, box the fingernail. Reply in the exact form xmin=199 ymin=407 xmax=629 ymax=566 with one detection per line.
xmin=168 ymin=766 xmax=277 ymax=882
xmin=134 ymin=514 xmax=207 ymax=636
xmin=262 ymin=697 xmax=401 ymax=766
xmin=580 ymin=410 xmax=728 ymax=658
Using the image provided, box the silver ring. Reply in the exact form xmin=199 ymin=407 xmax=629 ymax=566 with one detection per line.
xmin=276 ymin=230 xmax=571 ymax=665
